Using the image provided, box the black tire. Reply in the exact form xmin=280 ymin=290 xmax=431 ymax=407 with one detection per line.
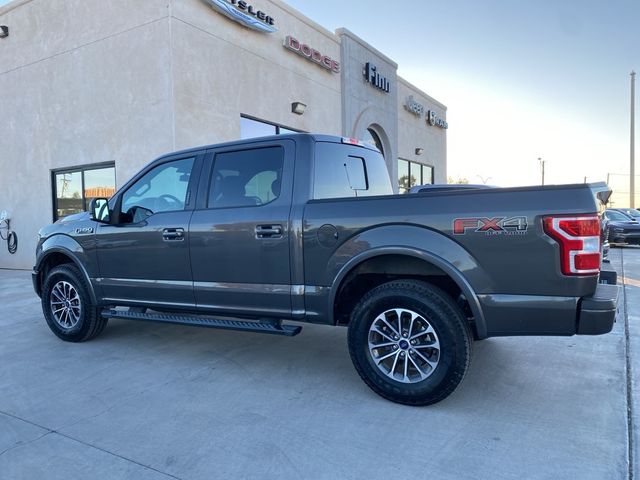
xmin=41 ymin=264 xmax=107 ymax=342
xmin=348 ymin=280 xmax=472 ymax=406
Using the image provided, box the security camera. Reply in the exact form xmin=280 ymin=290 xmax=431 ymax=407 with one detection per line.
xmin=0 ymin=26 xmax=8 ymax=38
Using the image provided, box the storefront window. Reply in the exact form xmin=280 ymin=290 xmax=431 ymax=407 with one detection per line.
xmin=240 ymin=116 xmax=299 ymax=139
xmin=398 ymin=159 xmax=409 ymax=193
xmin=84 ymin=167 xmax=118 ymax=205
xmin=422 ymin=165 xmax=434 ymax=185
xmin=54 ymin=172 xmax=83 ymax=220
xmin=398 ymin=159 xmax=434 ymax=194
xmin=52 ymin=164 xmax=116 ymax=221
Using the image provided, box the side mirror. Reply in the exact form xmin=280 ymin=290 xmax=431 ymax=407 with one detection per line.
xmin=89 ymin=198 xmax=111 ymax=223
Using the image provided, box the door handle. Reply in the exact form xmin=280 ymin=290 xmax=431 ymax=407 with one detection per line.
xmin=255 ymin=225 xmax=283 ymax=239
xmin=162 ymin=228 xmax=185 ymax=241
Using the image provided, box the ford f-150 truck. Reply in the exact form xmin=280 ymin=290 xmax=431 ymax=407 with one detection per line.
xmin=33 ymin=134 xmax=619 ymax=405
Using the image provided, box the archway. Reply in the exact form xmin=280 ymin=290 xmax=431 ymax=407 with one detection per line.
xmin=362 ymin=127 xmax=384 ymax=157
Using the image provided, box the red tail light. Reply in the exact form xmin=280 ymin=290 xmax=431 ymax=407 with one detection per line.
xmin=543 ymin=216 xmax=601 ymax=276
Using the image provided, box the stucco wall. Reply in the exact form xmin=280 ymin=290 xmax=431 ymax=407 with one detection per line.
xmin=170 ymin=0 xmax=342 ymax=149
xmin=0 ymin=0 xmax=175 ymax=269
xmin=0 ymin=0 xmax=170 ymax=73
xmin=397 ymin=78 xmax=447 ymax=184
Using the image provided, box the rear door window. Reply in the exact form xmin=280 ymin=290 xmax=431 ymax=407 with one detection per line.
xmin=208 ymin=147 xmax=284 ymax=208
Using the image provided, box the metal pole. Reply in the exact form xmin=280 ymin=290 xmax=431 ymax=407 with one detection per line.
xmin=538 ymin=157 xmax=545 ymax=185
xmin=631 ymin=71 xmax=636 ymax=208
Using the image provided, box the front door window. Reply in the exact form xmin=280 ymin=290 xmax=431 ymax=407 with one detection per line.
xmin=120 ymin=158 xmax=194 ymax=223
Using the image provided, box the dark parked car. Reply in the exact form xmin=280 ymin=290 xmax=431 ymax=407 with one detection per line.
xmin=609 ymin=207 xmax=640 ymax=221
xmin=601 ymin=215 xmax=610 ymax=262
xmin=604 ymin=209 xmax=640 ymax=245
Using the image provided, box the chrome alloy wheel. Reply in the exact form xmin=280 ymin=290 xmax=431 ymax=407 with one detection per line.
xmin=368 ymin=308 xmax=441 ymax=383
xmin=50 ymin=281 xmax=82 ymax=330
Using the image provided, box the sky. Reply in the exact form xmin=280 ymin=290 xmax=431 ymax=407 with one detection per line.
xmin=285 ymin=0 xmax=639 ymax=188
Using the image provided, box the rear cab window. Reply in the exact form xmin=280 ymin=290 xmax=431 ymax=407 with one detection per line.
xmin=313 ymin=142 xmax=392 ymax=200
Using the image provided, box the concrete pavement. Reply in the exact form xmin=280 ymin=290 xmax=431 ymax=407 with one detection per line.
xmin=0 ymin=249 xmax=636 ymax=479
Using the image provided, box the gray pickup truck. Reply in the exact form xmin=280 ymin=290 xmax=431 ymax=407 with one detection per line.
xmin=33 ymin=134 xmax=619 ymax=405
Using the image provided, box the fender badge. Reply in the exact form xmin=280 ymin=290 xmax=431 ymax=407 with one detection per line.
xmin=453 ymin=217 xmax=528 ymax=236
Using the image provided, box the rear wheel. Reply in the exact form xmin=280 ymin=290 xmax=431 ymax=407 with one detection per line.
xmin=41 ymin=265 xmax=107 ymax=342
xmin=348 ymin=280 xmax=472 ymax=406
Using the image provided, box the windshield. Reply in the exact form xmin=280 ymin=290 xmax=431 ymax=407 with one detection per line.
xmin=622 ymin=209 xmax=640 ymax=218
xmin=606 ymin=210 xmax=634 ymax=222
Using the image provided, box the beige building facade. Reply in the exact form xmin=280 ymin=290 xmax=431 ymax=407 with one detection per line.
xmin=0 ymin=0 xmax=447 ymax=269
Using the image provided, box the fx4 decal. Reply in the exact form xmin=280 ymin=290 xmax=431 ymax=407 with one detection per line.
xmin=453 ymin=217 xmax=528 ymax=236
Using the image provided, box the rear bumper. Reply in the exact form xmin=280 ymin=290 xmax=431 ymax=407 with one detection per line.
xmin=479 ymin=283 xmax=619 ymax=337
xmin=576 ymin=283 xmax=619 ymax=335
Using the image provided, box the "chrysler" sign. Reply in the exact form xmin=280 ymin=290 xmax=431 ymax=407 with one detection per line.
xmin=202 ymin=0 xmax=277 ymax=33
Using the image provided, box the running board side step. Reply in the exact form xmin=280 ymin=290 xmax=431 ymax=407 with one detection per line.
xmin=101 ymin=310 xmax=302 ymax=337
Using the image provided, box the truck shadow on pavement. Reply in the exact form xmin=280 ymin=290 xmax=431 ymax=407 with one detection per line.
xmin=94 ymin=318 xmax=544 ymax=408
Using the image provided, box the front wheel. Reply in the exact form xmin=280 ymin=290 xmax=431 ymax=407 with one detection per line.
xmin=41 ymin=265 xmax=108 ymax=342
xmin=348 ymin=280 xmax=472 ymax=406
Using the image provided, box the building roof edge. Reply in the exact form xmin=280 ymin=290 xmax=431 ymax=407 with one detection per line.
xmin=269 ymin=0 xmax=340 ymax=44
xmin=335 ymin=27 xmax=398 ymax=69
xmin=0 ymin=0 xmax=33 ymax=16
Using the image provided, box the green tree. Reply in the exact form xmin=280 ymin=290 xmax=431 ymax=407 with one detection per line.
xmin=399 ymin=175 xmax=418 ymax=193
xmin=448 ymin=176 xmax=469 ymax=184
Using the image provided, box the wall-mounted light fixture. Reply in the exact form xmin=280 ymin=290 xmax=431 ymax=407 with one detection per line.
xmin=291 ymin=102 xmax=307 ymax=115
xmin=0 ymin=26 xmax=9 ymax=38
xmin=415 ymin=148 xmax=424 ymax=156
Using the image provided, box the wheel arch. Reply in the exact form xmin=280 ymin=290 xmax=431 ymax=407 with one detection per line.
xmin=35 ymin=244 xmax=98 ymax=305
xmin=330 ymin=247 xmax=487 ymax=339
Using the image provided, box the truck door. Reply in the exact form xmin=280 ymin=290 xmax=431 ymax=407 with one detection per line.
xmin=189 ymin=140 xmax=293 ymax=317
xmin=95 ymin=153 xmax=202 ymax=307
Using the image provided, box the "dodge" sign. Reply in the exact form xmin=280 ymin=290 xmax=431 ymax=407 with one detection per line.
xmin=284 ymin=36 xmax=340 ymax=73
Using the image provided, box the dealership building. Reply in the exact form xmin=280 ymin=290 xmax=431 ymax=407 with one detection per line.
xmin=0 ymin=0 xmax=448 ymax=269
